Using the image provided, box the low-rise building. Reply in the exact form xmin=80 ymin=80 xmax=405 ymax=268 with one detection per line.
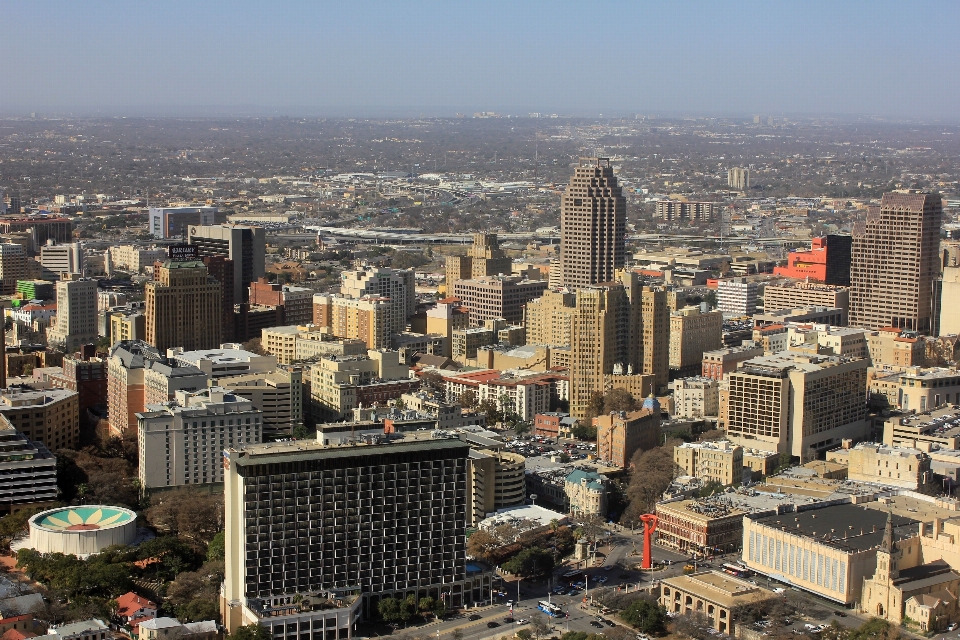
xmin=753 ymin=306 xmax=845 ymax=330
xmin=564 ymin=469 xmax=608 ymax=517
xmin=0 ymin=386 xmax=79 ymax=452
xmin=659 ymin=571 xmax=776 ymax=636
xmin=168 ymin=344 xmax=277 ymax=379
xmin=0 ymin=415 xmax=57 ymax=514
xmin=138 ymin=619 xmax=218 ymax=640
xmin=742 ymin=502 xmax=920 ymax=605
xmin=655 ymin=498 xmax=747 ymax=555
xmin=826 ymin=443 xmax=932 ymax=491
xmin=868 ymin=327 xmax=926 ymax=368
xmin=701 ymin=344 xmax=764 ymax=381
xmin=595 ymin=408 xmax=659 ymax=468
xmin=883 ymin=407 xmax=960 ymax=450
xmin=261 ymin=324 xmax=367 ymax=365
xmin=673 ymin=377 xmax=720 ymax=418
xmin=674 ymin=441 xmax=744 ymax=486
xmin=869 ymin=366 xmax=960 ymax=413
xmin=762 ymin=282 xmax=850 ymax=323
xmin=217 ymin=368 xmax=303 ymax=438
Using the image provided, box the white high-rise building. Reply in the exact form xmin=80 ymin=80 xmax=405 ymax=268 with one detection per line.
xmin=40 ymin=241 xmax=84 ymax=277
xmin=47 ymin=275 xmax=98 ymax=352
xmin=136 ymin=387 xmax=263 ymax=489
xmin=717 ymin=278 xmax=759 ymax=316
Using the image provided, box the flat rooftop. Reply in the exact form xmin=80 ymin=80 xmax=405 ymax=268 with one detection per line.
xmin=749 ymin=502 xmax=918 ymax=553
xmin=661 ymin=571 xmax=776 ymax=608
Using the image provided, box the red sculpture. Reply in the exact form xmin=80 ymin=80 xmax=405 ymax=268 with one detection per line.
xmin=639 ymin=514 xmax=658 ymax=569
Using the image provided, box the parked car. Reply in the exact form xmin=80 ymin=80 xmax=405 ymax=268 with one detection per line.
xmin=469 ymin=614 xmax=482 ymax=621
xmin=590 ymin=621 xmax=604 ymax=629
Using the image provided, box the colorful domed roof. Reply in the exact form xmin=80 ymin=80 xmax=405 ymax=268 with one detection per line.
xmin=641 ymin=393 xmax=661 ymax=414
xmin=33 ymin=506 xmax=134 ymax=531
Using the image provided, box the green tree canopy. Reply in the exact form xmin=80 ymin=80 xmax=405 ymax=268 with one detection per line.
xmin=619 ymin=599 xmax=667 ymax=635
xmin=501 ymin=547 xmax=554 ymax=578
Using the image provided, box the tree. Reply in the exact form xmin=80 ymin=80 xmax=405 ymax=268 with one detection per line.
xmin=418 ymin=597 xmax=435 ymax=613
xmin=292 ymin=424 xmax=310 ymax=440
xmin=603 ymin=389 xmax=636 ymax=414
xmin=477 ymin=399 xmax=503 ymax=424
xmin=501 ymin=547 xmax=554 ymax=578
xmin=466 ymin=530 xmax=500 ymax=560
xmin=241 ymin=338 xmax=268 ymax=356
xmin=207 ymin=531 xmax=225 ymax=562
xmin=378 ymin=597 xmax=401 ymax=623
xmin=145 ymin=488 xmax=223 ymax=544
xmin=515 ymin=630 xmax=533 ymax=640
xmin=529 ymin=612 xmax=550 ymax=640
xmin=696 ymin=481 xmax=724 ymax=498
xmin=227 ymin=624 xmax=271 ymax=640
xmin=618 ymin=599 xmax=666 ymax=635
xmin=672 ymin=612 xmax=712 ymax=639
xmin=449 ymin=629 xmax=464 ymax=640
xmin=570 ymin=423 xmax=597 ymax=441
xmin=421 ymin=371 xmax=446 ymax=395
xmin=459 ymin=389 xmax=478 ymax=409
xmin=583 ymin=391 xmax=606 ymax=422
xmin=623 ymin=439 xmax=683 ymax=521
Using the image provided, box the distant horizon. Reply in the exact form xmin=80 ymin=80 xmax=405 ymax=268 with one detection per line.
xmin=3 ymin=1 xmax=959 ymax=121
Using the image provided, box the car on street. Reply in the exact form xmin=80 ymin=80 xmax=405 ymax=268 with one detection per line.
xmin=603 ymin=619 xmax=616 ymax=627
xmin=468 ymin=614 xmax=482 ymax=621
xmin=516 ymin=619 xmax=528 ymax=625
xmin=590 ymin=621 xmax=604 ymax=628
xmin=604 ymin=565 xmax=614 ymax=571
xmin=503 ymin=617 xmax=514 ymax=623
xmin=487 ymin=622 xmax=499 ymax=629
xmin=834 ymin=611 xmax=847 ymax=617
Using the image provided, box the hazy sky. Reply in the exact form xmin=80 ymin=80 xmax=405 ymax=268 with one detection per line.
xmin=4 ymin=0 xmax=958 ymax=119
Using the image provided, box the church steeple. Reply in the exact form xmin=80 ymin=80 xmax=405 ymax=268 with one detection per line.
xmin=882 ymin=511 xmax=895 ymax=552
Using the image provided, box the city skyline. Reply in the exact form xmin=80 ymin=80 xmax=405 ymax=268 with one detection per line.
xmin=2 ymin=1 xmax=959 ymax=120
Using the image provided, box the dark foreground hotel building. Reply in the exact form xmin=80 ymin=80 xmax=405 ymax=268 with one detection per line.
xmin=222 ymin=437 xmax=491 ymax=636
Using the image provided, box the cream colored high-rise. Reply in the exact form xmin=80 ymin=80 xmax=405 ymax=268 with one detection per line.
xmin=850 ymin=191 xmax=942 ymax=333
xmin=559 ymin=158 xmax=626 ymax=287
xmin=145 ymin=261 xmax=222 ymax=353
xmin=524 ymin=288 xmax=576 ymax=346
xmin=445 ymin=233 xmax=513 ymax=285
xmin=46 ymin=274 xmax=98 ymax=353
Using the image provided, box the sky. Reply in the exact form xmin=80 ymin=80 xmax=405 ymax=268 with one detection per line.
xmin=3 ymin=0 xmax=959 ymax=120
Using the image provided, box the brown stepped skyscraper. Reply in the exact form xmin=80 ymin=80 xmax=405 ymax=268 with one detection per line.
xmin=849 ymin=191 xmax=942 ymax=333
xmin=559 ymin=157 xmax=626 ymax=287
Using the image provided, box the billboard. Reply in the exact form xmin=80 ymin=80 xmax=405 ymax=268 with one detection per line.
xmin=168 ymin=244 xmax=199 ymax=262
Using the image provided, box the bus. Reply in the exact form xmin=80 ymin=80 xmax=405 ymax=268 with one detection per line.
xmin=538 ymin=601 xmax=563 ymax=617
xmin=722 ymin=563 xmax=752 ymax=578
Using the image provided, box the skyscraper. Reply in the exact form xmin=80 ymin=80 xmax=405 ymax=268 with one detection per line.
xmin=559 ymin=158 xmax=626 ymax=287
xmin=145 ymin=261 xmax=223 ymax=352
xmin=221 ymin=438 xmax=478 ymax=635
xmin=727 ymin=167 xmax=750 ymax=190
xmin=850 ymin=191 xmax=942 ymax=332
xmin=187 ymin=224 xmax=265 ymax=303
xmin=445 ymin=233 xmax=513 ymax=285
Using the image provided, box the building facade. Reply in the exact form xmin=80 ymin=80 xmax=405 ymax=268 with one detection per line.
xmin=850 ymin=191 xmax=942 ymax=332
xmin=46 ymin=275 xmax=98 ymax=353
xmin=669 ymin=307 xmax=723 ymax=377
xmin=451 ymin=276 xmax=548 ymax=326
xmin=145 ymin=261 xmax=223 ymax=353
xmin=595 ymin=408 xmax=659 ymax=468
xmin=674 ymin=441 xmax=744 ymax=486
xmin=558 ymin=158 xmax=626 ymax=287
xmin=137 ymin=387 xmax=263 ymax=488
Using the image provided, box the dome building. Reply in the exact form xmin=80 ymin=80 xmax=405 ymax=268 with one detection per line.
xmin=27 ymin=506 xmax=137 ymax=557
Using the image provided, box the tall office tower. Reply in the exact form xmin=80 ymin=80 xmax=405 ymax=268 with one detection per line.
xmin=6 ymin=195 xmax=21 ymax=216
xmin=669 ymin=307 xmax=723 ymax=378
xmin=445 ymin=233 xmax=513 ymax=285
xmin=524 ymin=288 xmax=576 ymax=346
xmin=559 ymin=158 xmax=626 ymax=287
xmin=46 ymin=274 xmax=98 ymax=352
xmin=39 ymin=241 xmax=84 ymax=278
xmin=339 ymin=265 xmax=416 ymax=335
xmin=187 ymin=224 xmax=265 ymax=303
xmin=0 ymin=216 xmax=72 ymax=247
xmin=569 ymin=284 xmax=637 ymax=418
xmin=201 ymin=255 xmax=235 ymax=342
xmin=145 ymin=261 xmax=222 ymax=353
xmin=149 ymin=206 xmax=218 ymax=239
xmin=451 ymin=276 xmax=548 ymax=326
xmin=221 ymin=438 xmax=474 ymax=635
xmin=0 ymin=243 xmax=26 ymax=294
xmin=849 ymin=191 xmax=942 ymax=332
xmin=727 ymin=167 xmax=750 ymax=190
xmin=641 ymin=285 xmax=670 ymax=390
